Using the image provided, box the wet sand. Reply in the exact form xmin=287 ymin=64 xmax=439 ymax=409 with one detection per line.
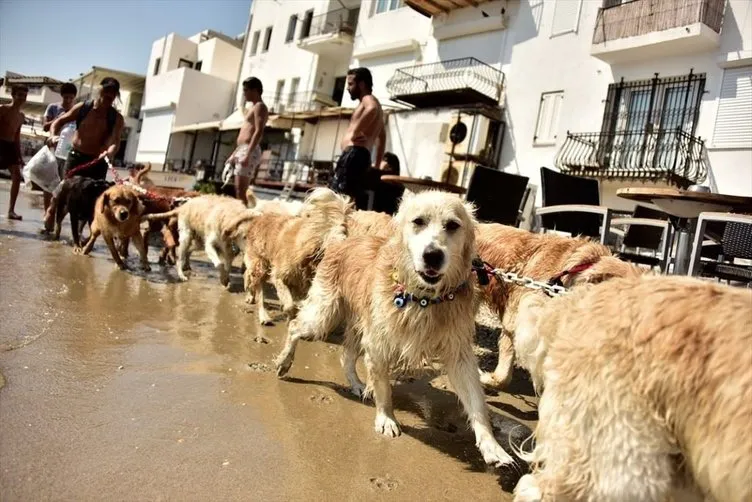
xmin=0 ymin=186 xmax=536 ymax=501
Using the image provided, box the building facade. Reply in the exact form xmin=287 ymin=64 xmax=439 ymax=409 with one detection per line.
xmin=135 ymin=30 xmax=244 ymax=170
xmin=232 ymin=0 xmax=752 ymax=206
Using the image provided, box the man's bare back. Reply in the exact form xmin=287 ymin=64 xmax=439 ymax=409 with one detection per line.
xmin=341 ymin=95 xmax=383 ymax=151
xmin=236 ymin=102 xmax=267 ymax=147
xmin=0 ymin=105 xmax=25 ymax=142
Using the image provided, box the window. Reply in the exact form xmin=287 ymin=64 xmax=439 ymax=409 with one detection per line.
xmin=551 ymin=0 xmax=582 ymax=37
xmin=195 ymin=61 xmax=203 ymax=72
xmin=153 ymin=57 xmax=161 ymax=76
xmin=602 ymin=0 xmax=626 ymax=7
xmin=250 ymin=31 xmax=260 ymax=55
xmin=374 ymin=0 xmax=403 ymax=15
xmin=137 ymin=119 xmax=143 ymax=133
xmin=713 ymin=66 xmax=752 ymax=148
xmin=288 ymin=78 xmax=300 ymax=104
xmin=274 ymin=80 xmax=285 ymax=106
xmin=300 ymin=10 xmax=314 ymax=39
xmin=533 ymin=91 xmax=564 ymax=145
xmin=178 ymin=58 xmax=194 ymax=69
xmin=286 ymin=15 xmax=298 ymax=43
xmin=262 ymin=26 xmax=273 ymax=52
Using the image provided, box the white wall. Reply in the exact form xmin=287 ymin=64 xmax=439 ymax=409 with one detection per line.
xmin=137 ymin=109 xmax=175 ymax=164
xmin=173 ymin=69 xmax=235 ymax=126
xmin=197 ymin=37 xmax=242 ymax=82
xmin=299 ymin=119 xmax=349 ymax=161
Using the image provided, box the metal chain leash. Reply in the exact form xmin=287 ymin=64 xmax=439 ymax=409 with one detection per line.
xmin=489 ymin=269 xmax=569 ymax=297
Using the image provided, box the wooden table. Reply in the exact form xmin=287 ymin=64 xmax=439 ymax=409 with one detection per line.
xmin=617 ymin=187 xmax=752 ymax=274
xmin=381 ymin=175 xmax=467 ymax=195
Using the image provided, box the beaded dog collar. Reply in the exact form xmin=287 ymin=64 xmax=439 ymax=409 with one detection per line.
xmin=391 ymin=270 xmax=468 ymax=309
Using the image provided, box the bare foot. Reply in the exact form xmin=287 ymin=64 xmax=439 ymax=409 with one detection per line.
xmin=7 ymin=212 xmax=22 ymax=221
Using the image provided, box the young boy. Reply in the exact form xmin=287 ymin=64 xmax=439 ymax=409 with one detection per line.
xmin=0 ymin=84 xmax=28 ymax=220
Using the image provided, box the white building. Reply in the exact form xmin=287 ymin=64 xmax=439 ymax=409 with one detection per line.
xmin=236 ymin=0 xmax=751 ymax=206
xmin=70 ymin=66 xmax=146 ymax=166
xmin=135 ymin=30 xmax=244 ymax=170
xmin=0 ymin=72 xmax=64 ymax=158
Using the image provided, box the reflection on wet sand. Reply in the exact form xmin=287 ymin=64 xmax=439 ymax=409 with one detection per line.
xmin=1 ymin=189 xmax=534 ymax=501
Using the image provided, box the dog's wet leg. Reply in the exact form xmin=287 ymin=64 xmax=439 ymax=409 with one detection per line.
xmin=80 ymin=226 xmax=100 ymax=256
xmin=176 ymin=221 xmax=193 ymax=281
xmin=341 ymin=336 xmax=365 ymax=398
xmin=70 ymin=214 xmax=81 ymax=250
xmin=480 ymin=328 xmax=515 ymax=389
xmin=445 ymin=345 xmax=514 ymax=467
xmin=365 ymin=351 xmax=400 ymax=437
xmin=103 ymin=234 xmax=128 ymax=270
xmin=275 ymin=279 xmax=342 ymax=376
xmin=132 ymin=231 xmax=151 ymax=272
xmin=204 ymin=232 xmax=228 ymax=286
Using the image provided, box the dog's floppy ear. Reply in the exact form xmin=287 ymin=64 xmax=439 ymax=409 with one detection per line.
xmin=130 ymin=193 xmax=145 ymax=216
xmin=101 ymin=192 xmax=110 ymax=212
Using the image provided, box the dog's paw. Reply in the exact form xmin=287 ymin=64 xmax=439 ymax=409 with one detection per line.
xmin=275 ymin=355 xmax=293 ymax=378
xmin=245 ymin=295 xmax=256 ymax=305
xmin=479 ymin=370 xmax=511 ymax=389
xmin=513 ymin=475 xmax=542 ymax=502
xmin=478 ymin=436 xmax=514 ymax=468
xmin=177 ymin=273 xmax=189 ymax=282
xmin=350 ymin=382 xmax=367 ymax=399
xmin=72 ymin=246 xmax=82 ymax=255
xmin=374 ymin=414 xmax=401 ymax=438
xmin=141 ymin=264 xmax=152 ymax=272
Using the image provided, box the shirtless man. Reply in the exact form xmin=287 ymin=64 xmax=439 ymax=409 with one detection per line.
xmin=331 ymin=67 xmax=386 ymax=210
xmin=0 ymin=84 xmax=28 ymax=220
xmin=43 ymin=77 xmax=124 ymax=230
xmin=223 ymin=77 xmax=268 ymax=206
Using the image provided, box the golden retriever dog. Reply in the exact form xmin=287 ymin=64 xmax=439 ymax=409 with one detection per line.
xmin=513 ymin=275 xmax=752 ymax=502
xmin=475 ymin=223 xmax=643 ymax=389
xmin=145 ymin=194 xmax=256 ymax=286
xmin=80 ymin=184 xmax=149 ymax=271
xmin=226 ymin=188 xmax=351 ymax=325
xmin=274 ymin=190 xmax=514 ymax=467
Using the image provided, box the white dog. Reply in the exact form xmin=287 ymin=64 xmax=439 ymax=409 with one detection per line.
xmin=274 ymin=190 xmax=514 ymax=467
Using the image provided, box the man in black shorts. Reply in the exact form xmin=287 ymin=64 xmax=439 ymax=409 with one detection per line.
xmin=330 ymin=67 xmax=386 ymax=210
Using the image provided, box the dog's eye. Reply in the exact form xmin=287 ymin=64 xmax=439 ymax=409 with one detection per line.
xmin=412 ymin=217 xmax=426 ymax=227
xmin=445 ymin=220 xmax=461 ymax=232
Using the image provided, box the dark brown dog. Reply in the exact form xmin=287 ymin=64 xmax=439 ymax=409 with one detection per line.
xmin=81 ymin=185 xmax=149 ymax=271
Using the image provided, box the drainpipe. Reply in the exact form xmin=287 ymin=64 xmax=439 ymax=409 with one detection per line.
xmin=232 ymin=1 xmax=256 ymax=114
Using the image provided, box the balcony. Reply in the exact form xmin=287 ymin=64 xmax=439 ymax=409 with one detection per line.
xmin=267 ymin=90 xmax=339 ymax=121
xmin=406 ymin=0 xmax=493 ymax=17
xmin=387 ymin=57 xmax=504 ymax=109
xmin=297 ymin=7 xmax=359 ymax=59
xmin=555 ymin=129 xmax=708 ymax=188
xmin=592 ymin=0 xmax=725 ymax=64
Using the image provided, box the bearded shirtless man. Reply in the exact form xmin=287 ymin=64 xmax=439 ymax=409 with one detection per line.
xmin=330 ymin=67 xmax=386 ymax=210
xmin=0 ymin=84 xmax=28 ymax=220
xmin=223 ymin=77 xmax=268 ymax=206
xmin=43 ymin=77 xmax=124 ymax=231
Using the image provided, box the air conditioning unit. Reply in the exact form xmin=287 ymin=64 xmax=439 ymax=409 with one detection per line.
xmin=443 ymin=113 xmax=494 ymax=158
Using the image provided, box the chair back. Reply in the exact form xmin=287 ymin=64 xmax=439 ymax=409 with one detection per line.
xmin=466 ymin=166 xmax=529 ymax=226
xmin=622 ymin=205 xmax=670 ymax=250
xmin=540 ymin=167 xmax=601 ymax=238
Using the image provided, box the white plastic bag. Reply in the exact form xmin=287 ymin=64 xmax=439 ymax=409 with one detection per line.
xmin=22 ymin=145 xmax=60 ymax=193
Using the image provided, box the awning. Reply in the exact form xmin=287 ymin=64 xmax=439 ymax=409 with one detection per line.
xmin=220 ymin=108 xmax=245 ymax=131
xmin=171 ymin=121 xmax=221 ymax=133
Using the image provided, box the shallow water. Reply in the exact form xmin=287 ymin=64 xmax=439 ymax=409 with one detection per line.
xmin=0 ymin=186 xmax=536 ymax=501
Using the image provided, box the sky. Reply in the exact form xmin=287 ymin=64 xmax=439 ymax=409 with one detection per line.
xmin=0 ymin=0 xmax=252 ymax=81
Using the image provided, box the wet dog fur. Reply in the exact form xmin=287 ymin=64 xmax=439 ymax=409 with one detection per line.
xmin=274 ymin=190 xmax=514 ymax=468
xmin=513 ymin=275 xmax=752 ymax=502
xmin=475 ymin=223 xmax=643 ymax=390
xmin=51 ymin=176 xmax=114 ymax=248
xmin=81 ymin=184 xmax=149 ymax=271
xmin=226 ymin=187 xmax=351 ymax=325
xmin=145 ymin=194 xmax=256 ymax=286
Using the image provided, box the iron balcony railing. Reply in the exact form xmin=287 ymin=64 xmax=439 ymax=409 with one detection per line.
xmin=386 ymin=57 xmax=505 ymax=104
xmin=305 ymin=7 xmax=359 ymax=39
xmin=555 ymin=129 xmax=708 ymax=187
xmin=594 ymin=0 xmax=725 ymax=44
xmin=266 ymin=90 xmax=337 ymax=115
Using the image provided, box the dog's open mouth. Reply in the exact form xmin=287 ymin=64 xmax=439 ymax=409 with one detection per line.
xmin=418 ymin=270 xmax=442 ymax=285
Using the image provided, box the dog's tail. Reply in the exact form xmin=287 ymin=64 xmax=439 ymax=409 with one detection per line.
xmin=134 ymin=163 xmax=152 ymax=185
xmin=144 ymin=207 xmax=182 ymax=222
xmin=301 ymin=187 xmax=353 ymax=251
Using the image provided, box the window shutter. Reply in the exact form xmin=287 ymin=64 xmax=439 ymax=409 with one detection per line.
xmin=713 ymin=66 xmax=752 ymax=148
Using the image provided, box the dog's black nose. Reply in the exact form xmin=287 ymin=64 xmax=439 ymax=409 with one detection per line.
xmin=422 ymin=247 xmax=445 ymax=270
xmin=119 ymin=210 xmax=129 ymax=220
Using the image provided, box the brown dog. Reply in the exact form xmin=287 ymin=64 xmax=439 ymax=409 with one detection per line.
xmin=81 ymin=184 xmax=150 ymax=271
xmin=475 ymin=223 xmax=643 ymax=389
